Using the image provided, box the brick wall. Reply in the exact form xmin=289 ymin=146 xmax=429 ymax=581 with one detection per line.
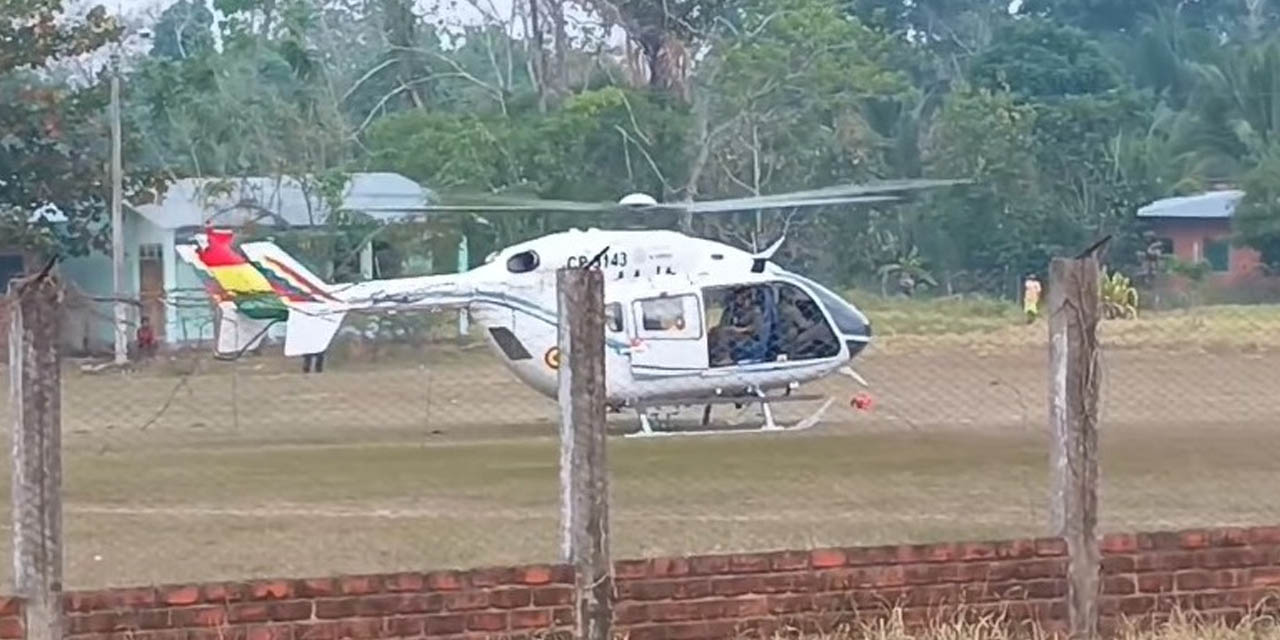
xmin=610 ymin=525 xmax=1280 ymax=639
xmin=60 ymin=565 xmax=575 ymax=640
xmin=0 ymin=526 xmax=1276 ymax=640
xmin=613 ymin=537 xmax=1072 ymax=639
xmin=0 ymin=597 xmax=24 ymax=640
xmin=1099 ymin=526 xmax=1280 ymax=628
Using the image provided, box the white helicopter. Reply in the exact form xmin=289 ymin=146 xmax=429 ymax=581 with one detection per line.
xmin=174 ymin=179 xmax=961 ymax=436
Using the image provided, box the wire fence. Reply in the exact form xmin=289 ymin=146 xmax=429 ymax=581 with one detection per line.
xmin=1 ymin=255 xmax=1278 ymax=593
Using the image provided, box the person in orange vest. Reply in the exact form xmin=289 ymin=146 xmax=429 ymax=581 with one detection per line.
xmin=1023 ymin=273 xmax=1042 ymax=323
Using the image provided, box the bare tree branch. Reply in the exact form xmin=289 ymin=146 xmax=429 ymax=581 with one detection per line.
xmin=613 ymin=125 xmax=669 ymax=190
xmin=388 ymin=44 xmax=507 ymax=109
xmin=354 ymin=75 xmax=463 ymax=136
xmin=342 ymin=58 xmax=398 ymax=103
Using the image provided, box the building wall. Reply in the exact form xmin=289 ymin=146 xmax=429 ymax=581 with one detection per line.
xmin=0 ymin=525 xmax=1275 ymax=640
xmin=57 ymin=212 xmax=153 ymax=354
xmin=58 ymin=249 xmax=118 ymax=354
xmin=1148 ymin=218 xmax=1263 ymax=284
xmin=55 ymin=213 xmax=229 ymax=352
xmin=168 ymin=248 xmax=218 ymax=347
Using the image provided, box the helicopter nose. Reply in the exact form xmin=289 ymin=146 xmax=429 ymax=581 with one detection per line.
xmin=844 ymin=312 xmax=871 ymax=359
xmin=846 ymin=334 xmax=870 ymax=359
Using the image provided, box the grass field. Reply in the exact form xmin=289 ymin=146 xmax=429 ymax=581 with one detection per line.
xmin=1 ymin=296 xmax=1279 ymax=590
xmin=779 ymin=605 xmax=1280 ymax=640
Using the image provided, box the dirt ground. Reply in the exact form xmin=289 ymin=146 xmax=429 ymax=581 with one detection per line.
xmin=1 ymin=327 xmax=1279 ymax=590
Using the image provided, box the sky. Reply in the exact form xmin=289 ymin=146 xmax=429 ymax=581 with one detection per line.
xmin=110 ymin=0 xmax=513 ymax=24
xmin=50 ymin=0 xmax=618 ymax=80
xmin=104 ymin=0 xmax=607 ymax=44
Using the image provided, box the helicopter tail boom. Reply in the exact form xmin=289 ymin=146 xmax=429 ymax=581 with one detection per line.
xmin=177 ymin=229 xmax=488 ymax=358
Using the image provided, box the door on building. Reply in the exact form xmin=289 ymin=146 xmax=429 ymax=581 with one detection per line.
xmin=0 ymin=253 xmax=24 ymax=292
xmin=138 ymin=244 xmax=166 ymax=342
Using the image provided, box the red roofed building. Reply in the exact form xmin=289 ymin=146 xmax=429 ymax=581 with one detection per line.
xmin=1136 ymin=188 xmax=1263 ymax=284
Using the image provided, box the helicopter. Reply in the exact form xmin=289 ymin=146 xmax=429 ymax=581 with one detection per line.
xmin=174 ymin=178 xmax=963 ymax=436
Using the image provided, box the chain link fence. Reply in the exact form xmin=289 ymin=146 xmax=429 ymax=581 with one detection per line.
xmin=1096 ymin=300 xmax=1280 ymax=535
xmin=1 ymin=255 xmax=1277 ymax=591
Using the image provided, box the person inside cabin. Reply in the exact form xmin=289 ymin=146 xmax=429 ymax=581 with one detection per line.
xmin=709 ymin=286 xmax=764 ymax=365
xmin=777 ymin=286 xmax=835 ymax=360
xmin=135 ymin=315 xmax=157 ymax=359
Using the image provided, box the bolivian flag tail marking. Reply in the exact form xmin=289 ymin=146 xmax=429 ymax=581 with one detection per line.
xmin=197 ymin=229 xmax=278 ymax=295
xmin=176 ymin=244 xmax=231 ymax=302
xmin=254 ymin=255 xmax=338 ymax=303
xmin=193 ymin=229 xmax=290 ymax=321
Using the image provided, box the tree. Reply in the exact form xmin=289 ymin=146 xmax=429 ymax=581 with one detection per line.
xmin=969 ymin=18 xmax=1122 ymax=99
xmin=362 ymin=85 xmax=689 ymax=252
xmin=149 ymin=0 xmax=217 ymax=61
xmin=582 ymin=0 xmax=736 ymax=97
xmin=966 ymin=19 xmax=1153 ymax=270
xmin=675 ymin=0 xmax=915 ymax=276
xmin=1233 ymin=145 xmax=1280 ymax=270
xmin=0 ymin=0 xmax=152 ymax=255
xmin=920 ymin=87 xmax=1044 ymax=282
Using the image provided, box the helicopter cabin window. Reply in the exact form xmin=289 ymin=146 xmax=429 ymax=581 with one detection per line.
xmin=506 ymin=250 xmax=539 ymax=273
xmin=633 ymin=295 xmax=701 ymax=340
xmin=605 ymin=302 xmax=623 ymax=333
xmin=704 ymin=282 xmax=839 ymax=366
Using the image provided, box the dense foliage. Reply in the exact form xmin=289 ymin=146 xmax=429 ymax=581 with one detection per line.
xmin=6 ymin=0 xmax=1280 ymax=290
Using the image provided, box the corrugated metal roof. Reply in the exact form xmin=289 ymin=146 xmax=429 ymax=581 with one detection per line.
xmin=1136 ymin=189 xmax=1245 ymax=219
xmin=130 ymin=172 xmax=433 ymax=230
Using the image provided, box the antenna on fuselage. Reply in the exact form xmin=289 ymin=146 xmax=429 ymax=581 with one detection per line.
xmin=583 ymin=245 xmax=611 ymax=270
xmin=750 ymin=235 xmax=786 ymax=273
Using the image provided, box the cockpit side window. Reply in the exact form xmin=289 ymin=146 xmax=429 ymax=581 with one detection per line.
xmin=792 ymin=275 xmax=868 ymax=336
xmin=506 ymin=250 xmax=539 ymax=273
xmin=774 ymin=282 xmax=840 ymax=360
xmin=605 ymin=303 xmax=623 ymax=332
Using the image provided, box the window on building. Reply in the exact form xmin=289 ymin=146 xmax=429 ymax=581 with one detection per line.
xmin=139 ymin=243 xmax=163 ymax=260
xmin=0 ymin=254 xmax=24 ymax=292
xmin=1204 ymin=237 xmax=1230 ymax=272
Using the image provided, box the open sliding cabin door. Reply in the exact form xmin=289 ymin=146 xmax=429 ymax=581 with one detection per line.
xmin=625 ymin=290 xmax=709 ymax=377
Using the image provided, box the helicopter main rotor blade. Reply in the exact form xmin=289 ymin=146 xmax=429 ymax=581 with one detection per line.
xmin=360 ymin=197 xmax=623 ymax=215
xmin=360 ymin=194 xmax=901 ymax=215
xmin=728 ymin=178 xmax=967 ymax=201
xmin=357 ymin=177 xmax=968 ymax=216
xmin=687 ymin=194 xmax=901 ymax=213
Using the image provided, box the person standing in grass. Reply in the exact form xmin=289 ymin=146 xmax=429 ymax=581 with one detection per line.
xmin=1023 ymin=273 xmax=1041 ymax=323
xmin=303 ymin=351 xmax=326 ymax=373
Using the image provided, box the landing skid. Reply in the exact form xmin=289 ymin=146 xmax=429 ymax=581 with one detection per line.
xmin=623 ymin=392 xmax=836 ymax=438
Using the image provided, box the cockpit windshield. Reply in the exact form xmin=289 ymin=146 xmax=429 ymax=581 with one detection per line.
xmin=791 ymin=275 xmax=868 ymax=336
